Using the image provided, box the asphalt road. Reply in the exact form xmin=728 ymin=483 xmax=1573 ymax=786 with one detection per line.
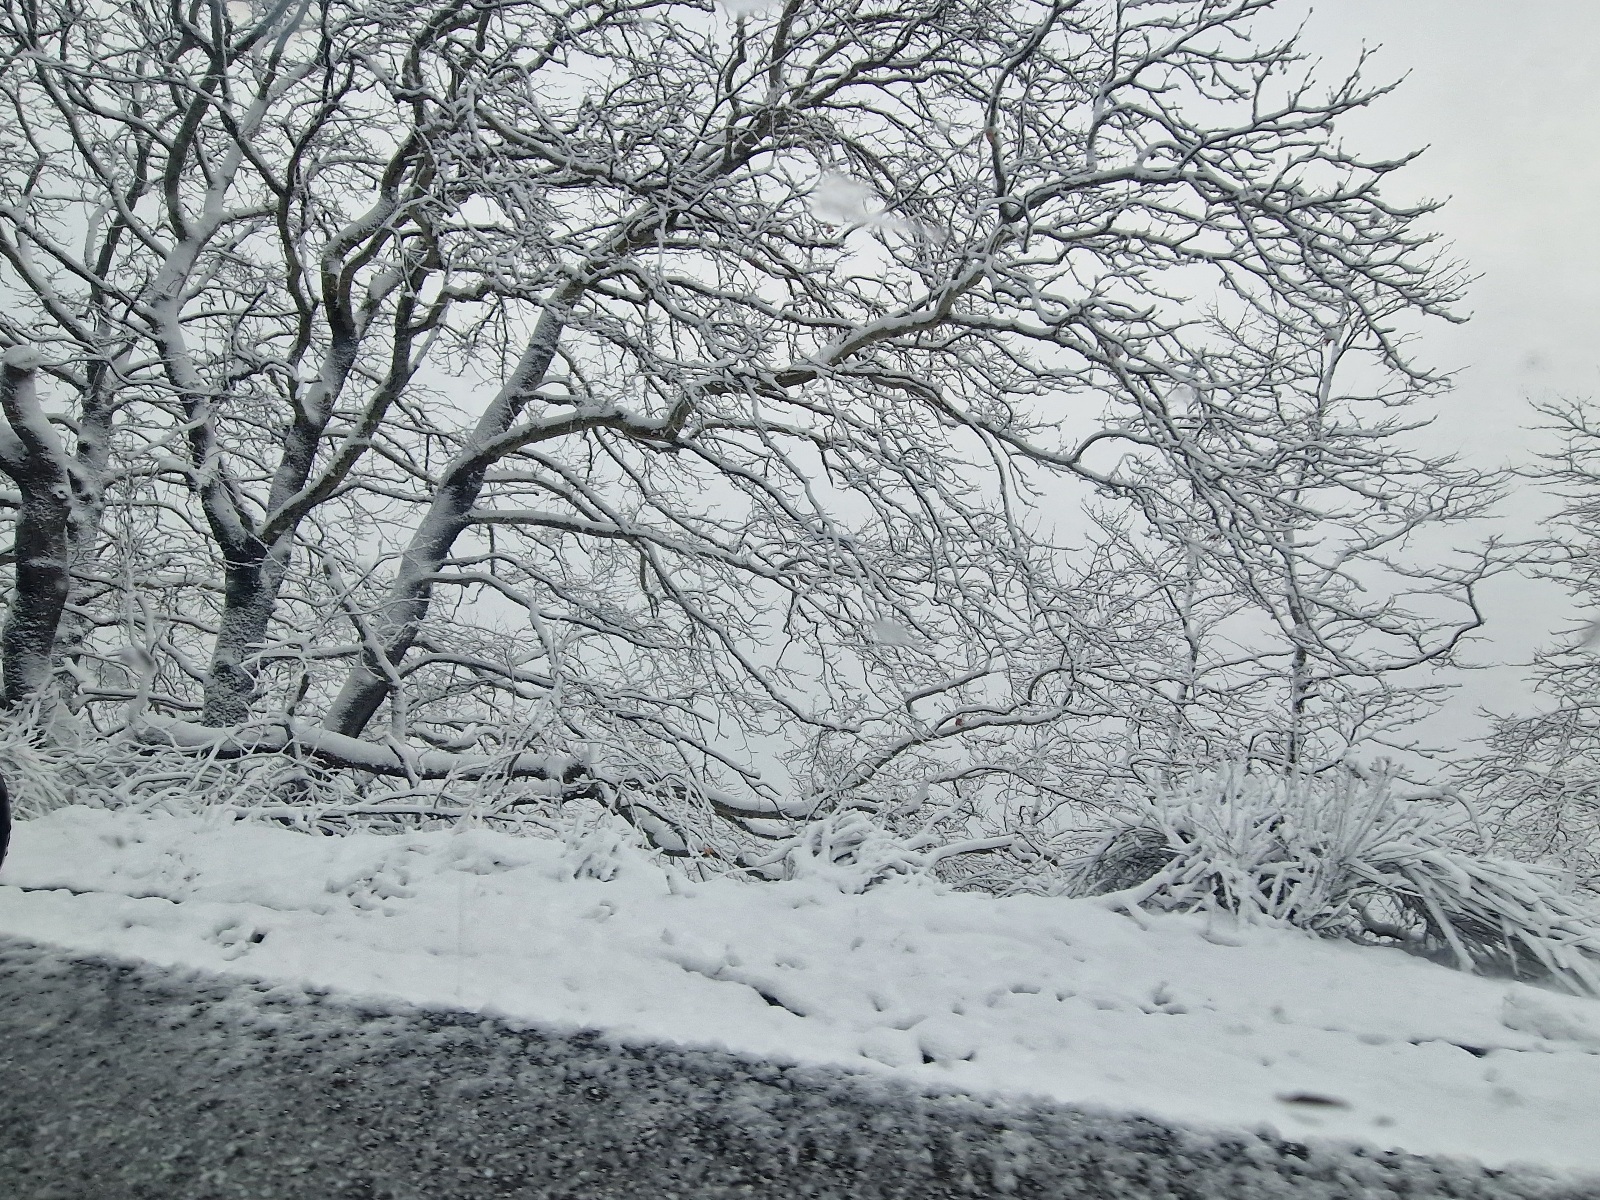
xmin=0 ymin=936 xmax=1592 ymax=1199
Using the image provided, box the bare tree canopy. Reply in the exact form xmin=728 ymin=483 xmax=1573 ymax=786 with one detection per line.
xmin=0 ymin=0 xmax=1495 ymax=863
xmin=1466 ymin=398 xmax=1600 ymax=892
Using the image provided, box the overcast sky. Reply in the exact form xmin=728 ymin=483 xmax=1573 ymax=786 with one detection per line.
xmin=1295 ymin=1 xmax=1598 ymax=471
xmin=1273 ymin=2 xmax=1599 ymax=749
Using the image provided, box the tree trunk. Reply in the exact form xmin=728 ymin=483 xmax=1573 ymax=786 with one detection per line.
xmin=0 ymin=350 xmax=77 ymax=707
xmin=323 ymin=306 xmax=570 ymax=737
xmin=48 ymin=334 xmax=122 ymax=702
xmin=194 ymin=385 xmax=323 ymax=726
xmin=200 ymin=540 xmax=292 ymax=727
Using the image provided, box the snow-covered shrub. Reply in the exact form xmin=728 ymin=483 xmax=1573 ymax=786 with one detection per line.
xmin=755 ymin=809 xmax=1017 ymax=894
xmin=559 ymin=807 xmax=653 ymax=882
xmin=767 ymin=810 xmax=938 ymax=892
xmin=0 ymin=707 xmax=81 ymax=820
xmin=1075 ymin=765 xmax=1600 ymax=996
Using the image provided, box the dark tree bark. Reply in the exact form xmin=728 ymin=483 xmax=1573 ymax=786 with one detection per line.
xmin=199 ymin=542 xmax=293 ymax=727
xmin=0 ymin=350 xmax=78 ymax=707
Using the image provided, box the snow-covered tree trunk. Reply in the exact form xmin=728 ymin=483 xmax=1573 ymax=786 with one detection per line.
xmin=0 ymin=349 xmax=77 ymax=704
xmin=0 ymin=334 xmax=119 ymax=709
xmin=323 ymin=301 xmax=586 ymax=736
xmin=201 ymin=541 xmax=292 ymax=726
xmin=47 ymin=329 xmax=121 ymax=690
xmin=185 ymin=309 xmax=412 ymax=726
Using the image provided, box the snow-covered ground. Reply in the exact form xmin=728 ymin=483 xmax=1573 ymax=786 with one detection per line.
xmin=2 ymin=806 xmax=1598 ymax=1180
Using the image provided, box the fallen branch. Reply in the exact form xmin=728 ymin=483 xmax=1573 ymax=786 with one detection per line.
xmin=129 ymin=715 xmax=813 ymax=822
xmin=133 ymin=715 xmax=583 ymax=785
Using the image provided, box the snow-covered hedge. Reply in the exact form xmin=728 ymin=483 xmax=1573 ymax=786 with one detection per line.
xmin=1075 ymin=766 xmax=1600 ymax=996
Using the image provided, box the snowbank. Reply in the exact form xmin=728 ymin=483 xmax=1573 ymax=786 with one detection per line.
xmin=2 ymin=807 xmax=1597 ymax=1177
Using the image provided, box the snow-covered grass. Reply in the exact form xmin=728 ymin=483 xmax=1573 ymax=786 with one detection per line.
xmin=3 ymin=805 xmax=1600 ymax=1180
xmin=1075 ymin=767 xmax=1600 ymax=996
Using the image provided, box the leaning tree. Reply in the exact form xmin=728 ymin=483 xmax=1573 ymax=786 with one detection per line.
xmin=0 ymin=0 xmax=1493 ymax=863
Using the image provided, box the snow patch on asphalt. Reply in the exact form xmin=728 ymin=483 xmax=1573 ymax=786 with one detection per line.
xmin=2 ymin=806 xmax=1597 ymax=1176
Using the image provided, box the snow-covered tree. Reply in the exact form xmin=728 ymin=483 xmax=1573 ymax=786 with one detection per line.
xmin=1465 ymin=398 xmax=1600 ymax=893
xmin=0 ymin=0 xmax=1492 ymax=860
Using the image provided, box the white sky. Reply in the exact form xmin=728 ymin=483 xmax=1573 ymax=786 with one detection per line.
xmin=1286 ymin=1 xmax=1600 ymax=748
xmin=1296 ymin=1 xmax=1599 ymax=462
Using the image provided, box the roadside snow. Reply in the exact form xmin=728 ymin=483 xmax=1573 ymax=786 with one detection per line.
xmin=2 ymin=806 xmax=1598 ymax=1177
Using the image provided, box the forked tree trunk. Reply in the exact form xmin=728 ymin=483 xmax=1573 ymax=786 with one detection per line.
xmin=200 ymin=541 xmax=293 ymax=727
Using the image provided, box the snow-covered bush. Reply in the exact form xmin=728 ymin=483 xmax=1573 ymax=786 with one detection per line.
xmin=765 ymin=810 xmax=937 ymax=893
xmin=0 ymin=708 xmax=80 ymax=820
xmin=559 ymin=807 xmax=658 ymax=882
xmin=1074 ymin=766 xmax=1600 ymax=996
xmin=742 ymin=809 xmax=1014 ymax=894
